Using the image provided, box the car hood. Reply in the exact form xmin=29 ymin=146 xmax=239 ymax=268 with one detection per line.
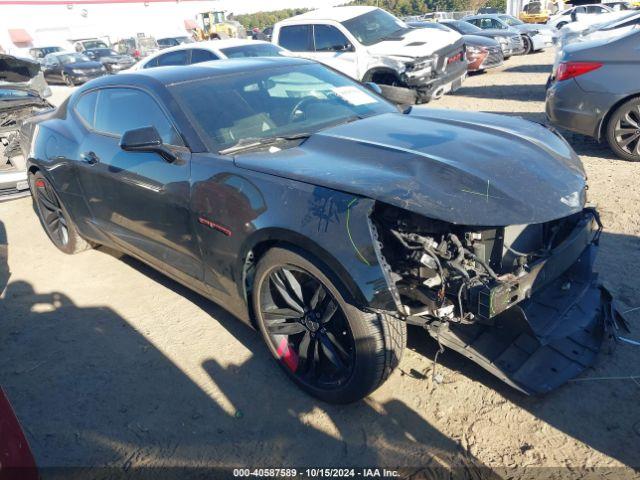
xmin=473 ymin=29 xmax=519 ymax=38
xmin=233 ymin=109 xmax=587 ymax=226
xmin=367 ymin=27 xmax=462 ymax=57
xmin=64 ymin=61 xmax=103 ymax=70
xmin=514 ymin=23 xmax=555 ymax=33
xmin=463 ymin=34 xmax=500 ymax=46
xmin=0 ymin=54 xmax=40 ymax=83
xmin=0 ymin=54 xmax=51 ymax=99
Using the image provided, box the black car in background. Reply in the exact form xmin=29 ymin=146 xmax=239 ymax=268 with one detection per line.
xmin=85 ymin=48 xmax=136 ymax=73
xmin=441 ymin=19 xmax=525 ymax=58
xmin=408 ymin=21 xmax=504 ymax=72
xmin=41 ymin=52 xmax=106 ymax=86
xmin=22 ymin=57 xmax=621 ymax=403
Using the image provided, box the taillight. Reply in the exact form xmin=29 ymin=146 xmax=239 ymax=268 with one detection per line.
xmin=133 ymin=49 xmax=141 ymax=58
xmin=556 ymin=61 xmax=603 ymax=81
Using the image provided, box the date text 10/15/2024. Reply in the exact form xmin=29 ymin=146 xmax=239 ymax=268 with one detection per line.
xmin=233 ymin=469 xmax=400 ymax=477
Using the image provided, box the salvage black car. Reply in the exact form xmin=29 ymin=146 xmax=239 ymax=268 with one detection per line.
xmin=85 ymin=48 xmax=136 ymax=74
xmin=22 ymin=57 xmax=625 ymax=403
xmin=41 ymin=52 xmax=106 ymax=86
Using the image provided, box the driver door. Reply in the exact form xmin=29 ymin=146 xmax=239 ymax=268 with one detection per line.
xmin=310 ymin=24 xmax=359 ymax=80
xmin=73 ymin=87 xmax=202 ymax=281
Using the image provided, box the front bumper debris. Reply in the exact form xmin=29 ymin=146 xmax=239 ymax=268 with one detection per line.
xmin=426 ymin=244 xmax=628 ymax=394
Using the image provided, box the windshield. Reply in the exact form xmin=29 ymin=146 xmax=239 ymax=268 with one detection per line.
xmin=523 ymin=2 xmax=542 ymax=13
xmin=175 ymin=36 xmax=194 ymax=44
xmin=221 ymin=44 xmax=285 ymax=58
xmin=408 ymin=22 xmax=451 ymax=31
xmin=342 ymin=8 xmax=408 ymax=46
xmin=600 ymin=11 xmax=640 ymax=29
xmin=83 ymin=40 xmax=108 ymax=49
xmin=446 ymin=20 xmax=483 ymax=34
xmin=499 ymin=15 xmax=524 ymax=26
xmin=139 ymin=38 xmax=158 ymax=49
xmin=171 ymin=63 xmax=396 ymax=153
xmin=59 ymin=53 xmax=91 ymax=64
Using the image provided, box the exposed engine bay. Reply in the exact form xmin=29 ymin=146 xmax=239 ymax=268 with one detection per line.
xmin=1 ymin=54 xmax=53 ymax=200
xmin=371 ymin=202 xmax=629 ymax=394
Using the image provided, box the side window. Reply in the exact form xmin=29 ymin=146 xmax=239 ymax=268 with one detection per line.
xmin=490 ymin=19 xmax=505 ymax=29
xmin=575 ymin=6 xmax=586 ymax=14
xmin=190 ymin=48 xmax=219 ymax=64
xmin=93 ymin=88 xmax=183 ymax=146
xmin=156 ymin=50 xmax=189 ymax=67
xmin=278 ymin=25 xmax=312 ymax=52
xmin=143 ymin=57 xmax=159 ymax=69
xmin=467 ymin=18 xmax=480 ymax=27
xmin=74 ymin=91 xmax=98 ymax=128
xmin=313 ymin=24 xmax=351 ymax=52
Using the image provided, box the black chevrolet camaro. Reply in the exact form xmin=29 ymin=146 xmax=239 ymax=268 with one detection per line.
xmin=22 ymin=57 xmax=625 ymax=403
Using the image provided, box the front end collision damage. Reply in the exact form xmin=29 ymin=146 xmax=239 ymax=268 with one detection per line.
xmin=365 ymin=39 xmax=467 ymax=103
xmin=364 ymin=201 xmax=629 ymax=394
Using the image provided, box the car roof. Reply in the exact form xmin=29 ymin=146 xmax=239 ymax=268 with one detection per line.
xmin=83 ymin=56 xmax=312 ymax=88
xmin=285 ymin=6 xmax=378 ymax=23
xmin=147 ymin=39 xmax=271 ymax=57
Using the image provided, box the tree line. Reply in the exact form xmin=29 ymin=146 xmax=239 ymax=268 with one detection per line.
xmin=233 ymin=0 xmax=507 ymax=30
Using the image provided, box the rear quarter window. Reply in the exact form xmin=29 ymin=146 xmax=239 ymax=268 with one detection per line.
xmin=74 ymin=91 xmax=98 ymax=128
xmin=278 ymin=25 xmax=313 ymax=51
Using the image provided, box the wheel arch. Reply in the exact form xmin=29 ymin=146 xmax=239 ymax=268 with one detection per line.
xmin=597 ymin=92 xmax=640 ymax=141
xmin=362 ymin=67 xmax=403 ymax=85
xmin=238 ymin=227 xmax=371 ymax=322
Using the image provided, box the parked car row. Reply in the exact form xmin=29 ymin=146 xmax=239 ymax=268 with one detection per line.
xmin=546 ymin=10 xmax=640 ymax=161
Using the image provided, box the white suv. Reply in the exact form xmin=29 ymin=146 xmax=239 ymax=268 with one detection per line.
xmin=272 ymin=6 xmax=467 ymax=104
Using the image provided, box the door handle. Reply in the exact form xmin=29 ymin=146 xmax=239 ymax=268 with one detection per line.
xmin=81 ymin=151 xmax=100 ymax=165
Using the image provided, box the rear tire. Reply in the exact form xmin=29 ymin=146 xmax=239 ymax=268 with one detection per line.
xmin=252 ymin=247 xmax=406 ymax=404
xmin=605 ymin=98 xmax=640 ymax=162
xmin=556 ymin=21 xmax=568 ymax=29
xmin=30 ymin=171 xmax=92 ymax=254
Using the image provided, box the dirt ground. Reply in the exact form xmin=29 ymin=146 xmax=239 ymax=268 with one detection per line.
xmin=1 ymin=49 xmax=639 ymax=477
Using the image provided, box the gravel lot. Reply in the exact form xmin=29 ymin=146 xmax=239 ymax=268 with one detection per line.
xmin=1 ymin=49 xmax=639 ymax=476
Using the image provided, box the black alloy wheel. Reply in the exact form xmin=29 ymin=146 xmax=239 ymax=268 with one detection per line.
xmin=607 ymin=98 xmax=640 ymax=162
xmin=30 ymin=172 xmax=92 ymax=254
xmin=252 ymin=247 xmax=406 ymax=404
xmin=258 ymin=265 xmax=356 ymax=389
xmin=33 ymin=175 xmax=70 ymax=248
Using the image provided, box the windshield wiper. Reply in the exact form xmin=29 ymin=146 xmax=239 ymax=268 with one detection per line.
xmin=219 ymin=132 xmax=311 ymax=155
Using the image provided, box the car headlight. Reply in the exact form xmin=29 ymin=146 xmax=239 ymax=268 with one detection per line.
xmin=529 ymin=29 xmax=540 ymax=35
xmin=72 ymin=69 xmax=85 ymax=74
xmin=406 ymin=56 xmax=437 ymax=75
xmin=466 ymin=45 xmax=487 ymax=56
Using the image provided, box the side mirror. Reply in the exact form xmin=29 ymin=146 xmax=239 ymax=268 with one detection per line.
xmin=86 ymin=52 xmax=95 ymax=59
xmin=120 ymin=126 xmax=177 ymax=162
xmin=364 ymin=82 xmax=383 ymax=95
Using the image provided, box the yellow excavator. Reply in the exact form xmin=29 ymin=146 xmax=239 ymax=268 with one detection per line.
xmin=519 ymin=0 xmax=562 ymax=23
xmin=194 ymin=11 xmax=247 ymax=40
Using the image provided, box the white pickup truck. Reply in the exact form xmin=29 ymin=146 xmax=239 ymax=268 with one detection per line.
xmin=272 ymin=6 xmax=467 ymax=104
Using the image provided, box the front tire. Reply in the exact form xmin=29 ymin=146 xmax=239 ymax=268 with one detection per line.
xmin=556 ymin=21 xmax=568 ymax=29
xmin=30 ymin=171 xmax=92 ymax=254
xmin=605 ymin=98 xmax=640 ymax=162
xmin=63 ymin=73 xmax=74 ymax=87
xmin=522 ymin=35 xmax=533 ymax=54
xmin=252 ymin=247 xmax=406 ymax=404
